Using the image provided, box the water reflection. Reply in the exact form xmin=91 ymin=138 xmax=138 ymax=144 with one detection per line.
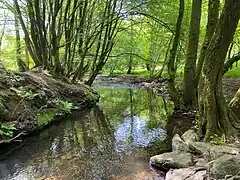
xmin=0 ymin=87 xmax=173 ymax=180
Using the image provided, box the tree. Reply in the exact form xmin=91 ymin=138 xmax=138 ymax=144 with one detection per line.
xmin=198 ymin=0 xmax=240 ymax=141
xmin=14 ymin=7 xmax=28 ymax=72
xmin=167 ymin=0 xmax=184 ymax=109
xmin=183 ymin=0 xmax=202 ymax=108
xmin=195 ymin=0 xmax=220 ymax=87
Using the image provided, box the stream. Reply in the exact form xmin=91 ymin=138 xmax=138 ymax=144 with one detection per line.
xmin=0 ymin=82 xmax=174 ymax=180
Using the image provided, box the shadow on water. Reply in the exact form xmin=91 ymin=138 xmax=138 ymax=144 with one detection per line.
xmin=0 ymin=84 xmax=174 ymax=180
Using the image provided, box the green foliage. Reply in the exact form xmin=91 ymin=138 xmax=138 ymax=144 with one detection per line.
xmin=210 ymin=134 xmax=226 ymax=145
xmin=11 ymin=86 xmax=39 ymax=99
xmin=36 ymin=100 xmax=73 ymax=126
xmin=54 ymin=100 xmax=73 ymax=114
xmin=0 ymin=124 xmax=16 ymax=138
xmin=224 ymin=66 xmax=240 ymax=78
xmin=37 ymin=108 xmax=57 ymax=126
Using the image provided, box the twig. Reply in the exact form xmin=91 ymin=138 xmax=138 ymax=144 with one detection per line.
xmin=0 ymin=132 xmax=26 ymax=144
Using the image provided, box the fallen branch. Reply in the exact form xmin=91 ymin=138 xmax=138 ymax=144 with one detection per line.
xmin=0 ymin=132 xmax=26 ymax=144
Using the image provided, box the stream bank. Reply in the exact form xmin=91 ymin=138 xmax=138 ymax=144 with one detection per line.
xmin=150 ymin=129 xmax=240 ymax=180
xmin=0 ymin=69 xmax=99 ymax=145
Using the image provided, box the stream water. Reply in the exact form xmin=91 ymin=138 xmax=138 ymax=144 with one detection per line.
xmin=0 ymin=82 xmax=174 ymax=180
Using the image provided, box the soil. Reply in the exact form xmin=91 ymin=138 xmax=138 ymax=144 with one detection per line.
xmin=0 ymin=69 xmax=99 ymax=145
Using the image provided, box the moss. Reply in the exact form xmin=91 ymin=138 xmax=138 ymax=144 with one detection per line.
xmin=36 ymin=108 xmax=58 ymax=127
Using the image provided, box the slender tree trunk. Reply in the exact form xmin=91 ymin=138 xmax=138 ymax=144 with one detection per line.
xmin=195 ymin=0 xmax=220 ymax=87
xmin=14 ymin=11 xmax=28 ymax=72
xmin=183 ymin=0 xmax=202 ymax=108
xmin=167 ymin=0 xmax=184 ymax=109
xmin=127 ymin=56 xmax=133 ymax=74
xmin=229 ymin=88 xmax=240 ymax=119
xmin=198 ymin=0 xmax=240 ymax=141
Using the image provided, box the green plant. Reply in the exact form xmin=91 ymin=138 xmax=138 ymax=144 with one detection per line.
xmin=37 ymin=108 xmax=57 ymax=126
xmin=0 ymin=124 xmax=16 ymax=138
xmin=54 ymin=100 xmax=73 ymax=114
xmin=210 ymin=134 xmax=226 ymax=145
xmin=11 ymin=86 xmax=39 ymax=99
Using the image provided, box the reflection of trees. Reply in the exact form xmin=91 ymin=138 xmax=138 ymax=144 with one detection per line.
xmin=0 ymin=88 xmax=175 ymax=179
xmin=129 ymin=89 xmax=134 ymax=142
xmin=146 ymin=89 xmax=174 ymax=130
xmin=98 ymin=87 xmax=174 ymax=131
xmin=0 ymin=106 xmax=116 ymax=179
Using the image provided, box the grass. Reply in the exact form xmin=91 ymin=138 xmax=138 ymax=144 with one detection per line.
xmin=224 ymin=66 xmax=240 ymax=78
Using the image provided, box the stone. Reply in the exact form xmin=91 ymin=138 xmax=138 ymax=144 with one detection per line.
xmin=189 ymin=142 xmax=239 ymax=160
xmin=165 ymin=167 xmax=206 ymax=180
xmin=181 ymin=129 xmax=199 ymax=143
xmin=208 ymin=155 xmax=240 ymax=179
xmin=172 ymin=134 xmax=189 ymax=152
xmin=226 ymin=175 xmax=240 ymax=180
xmin=150 ymin=152 xmax=193 ymax=171
xmin=194 ymin=158 xmax=208 ymax=168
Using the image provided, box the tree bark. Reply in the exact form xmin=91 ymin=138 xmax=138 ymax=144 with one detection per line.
xmin=198 ymin=0 xmax=240 ymax=141
xmin=183 ymin=0 xmax=202 ymax=108
xmin=195 ymin=0 xmax=220 ymax=87
xmin=14 ymin=9 xmax=28 ymax=72
xmin=167 ymin=0 xmax=184 ymax=109
xmin=229 ymin=88 xmax=240 ymax=120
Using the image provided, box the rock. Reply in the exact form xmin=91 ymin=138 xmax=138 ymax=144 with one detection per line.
xmin=188 ymin=142 xmax=211 ymax=157
xmin=194 ymin=158 xmax=208 ymax=168
xmin=226 ymin=175 xmax=240 ymax=180
xmin=150 ymin=152 xmax=193 ymax=171
xmin=189 ymin=142 xmax=239 ymax=160
xmin=172 ymin=134 xmax=189 ymax=152
xmin=208 ymin=155 xmax=240 ymax=179
xmin=181 ymin=129 xmax=199 ymax=143
xmin=165 ymin=167 xmax=206 ymax=180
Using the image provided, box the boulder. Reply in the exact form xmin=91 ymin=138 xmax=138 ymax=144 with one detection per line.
xmin=150 ymin=152 xmax=193 ymax=171
xmin=165 ymin=167 xmax=206 ymax=180
xmin=181 ymin=129 xmax=199 ymax=143
xmin=208 ymin=155 xmax=240 ymax=179
xmin=172 ymin=134 xmax=189 ymax=152
xmin=189 ymin=142 xmax=239 ymax=160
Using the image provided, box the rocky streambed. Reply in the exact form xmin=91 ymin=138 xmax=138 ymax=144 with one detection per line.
xmin=150 ymin=129 xmax=240 ymax=180
xmin=0 ymin=69 xmax=99 ymax=145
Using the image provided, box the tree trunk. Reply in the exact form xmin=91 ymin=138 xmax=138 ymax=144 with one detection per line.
xmin=183 ymin=0 xmax=202 ymax=108
xmin=198 ymin=0 xmax=240 ymax=141
xmin=195 ymin=0 xmax=220 ymax=87
xmin=14 ymin=10 xmax=28 ymax=72
xmin=127 ymin=56 xmax=133 ymax=74
xmin=229 ymin=88 xmax=240 ymax=119
xmin=167 ymin=0 xmax=184 ymax=109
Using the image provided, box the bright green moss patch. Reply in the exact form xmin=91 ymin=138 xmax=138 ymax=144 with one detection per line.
xmin=37 ymin=108 xmax=58 ymax=127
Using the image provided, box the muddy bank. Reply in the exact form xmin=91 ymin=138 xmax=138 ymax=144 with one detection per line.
xmin=0 ymin=69 xmax=99 ymax=145
xmin=96 ymin=75 xmax=240 ymax=100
